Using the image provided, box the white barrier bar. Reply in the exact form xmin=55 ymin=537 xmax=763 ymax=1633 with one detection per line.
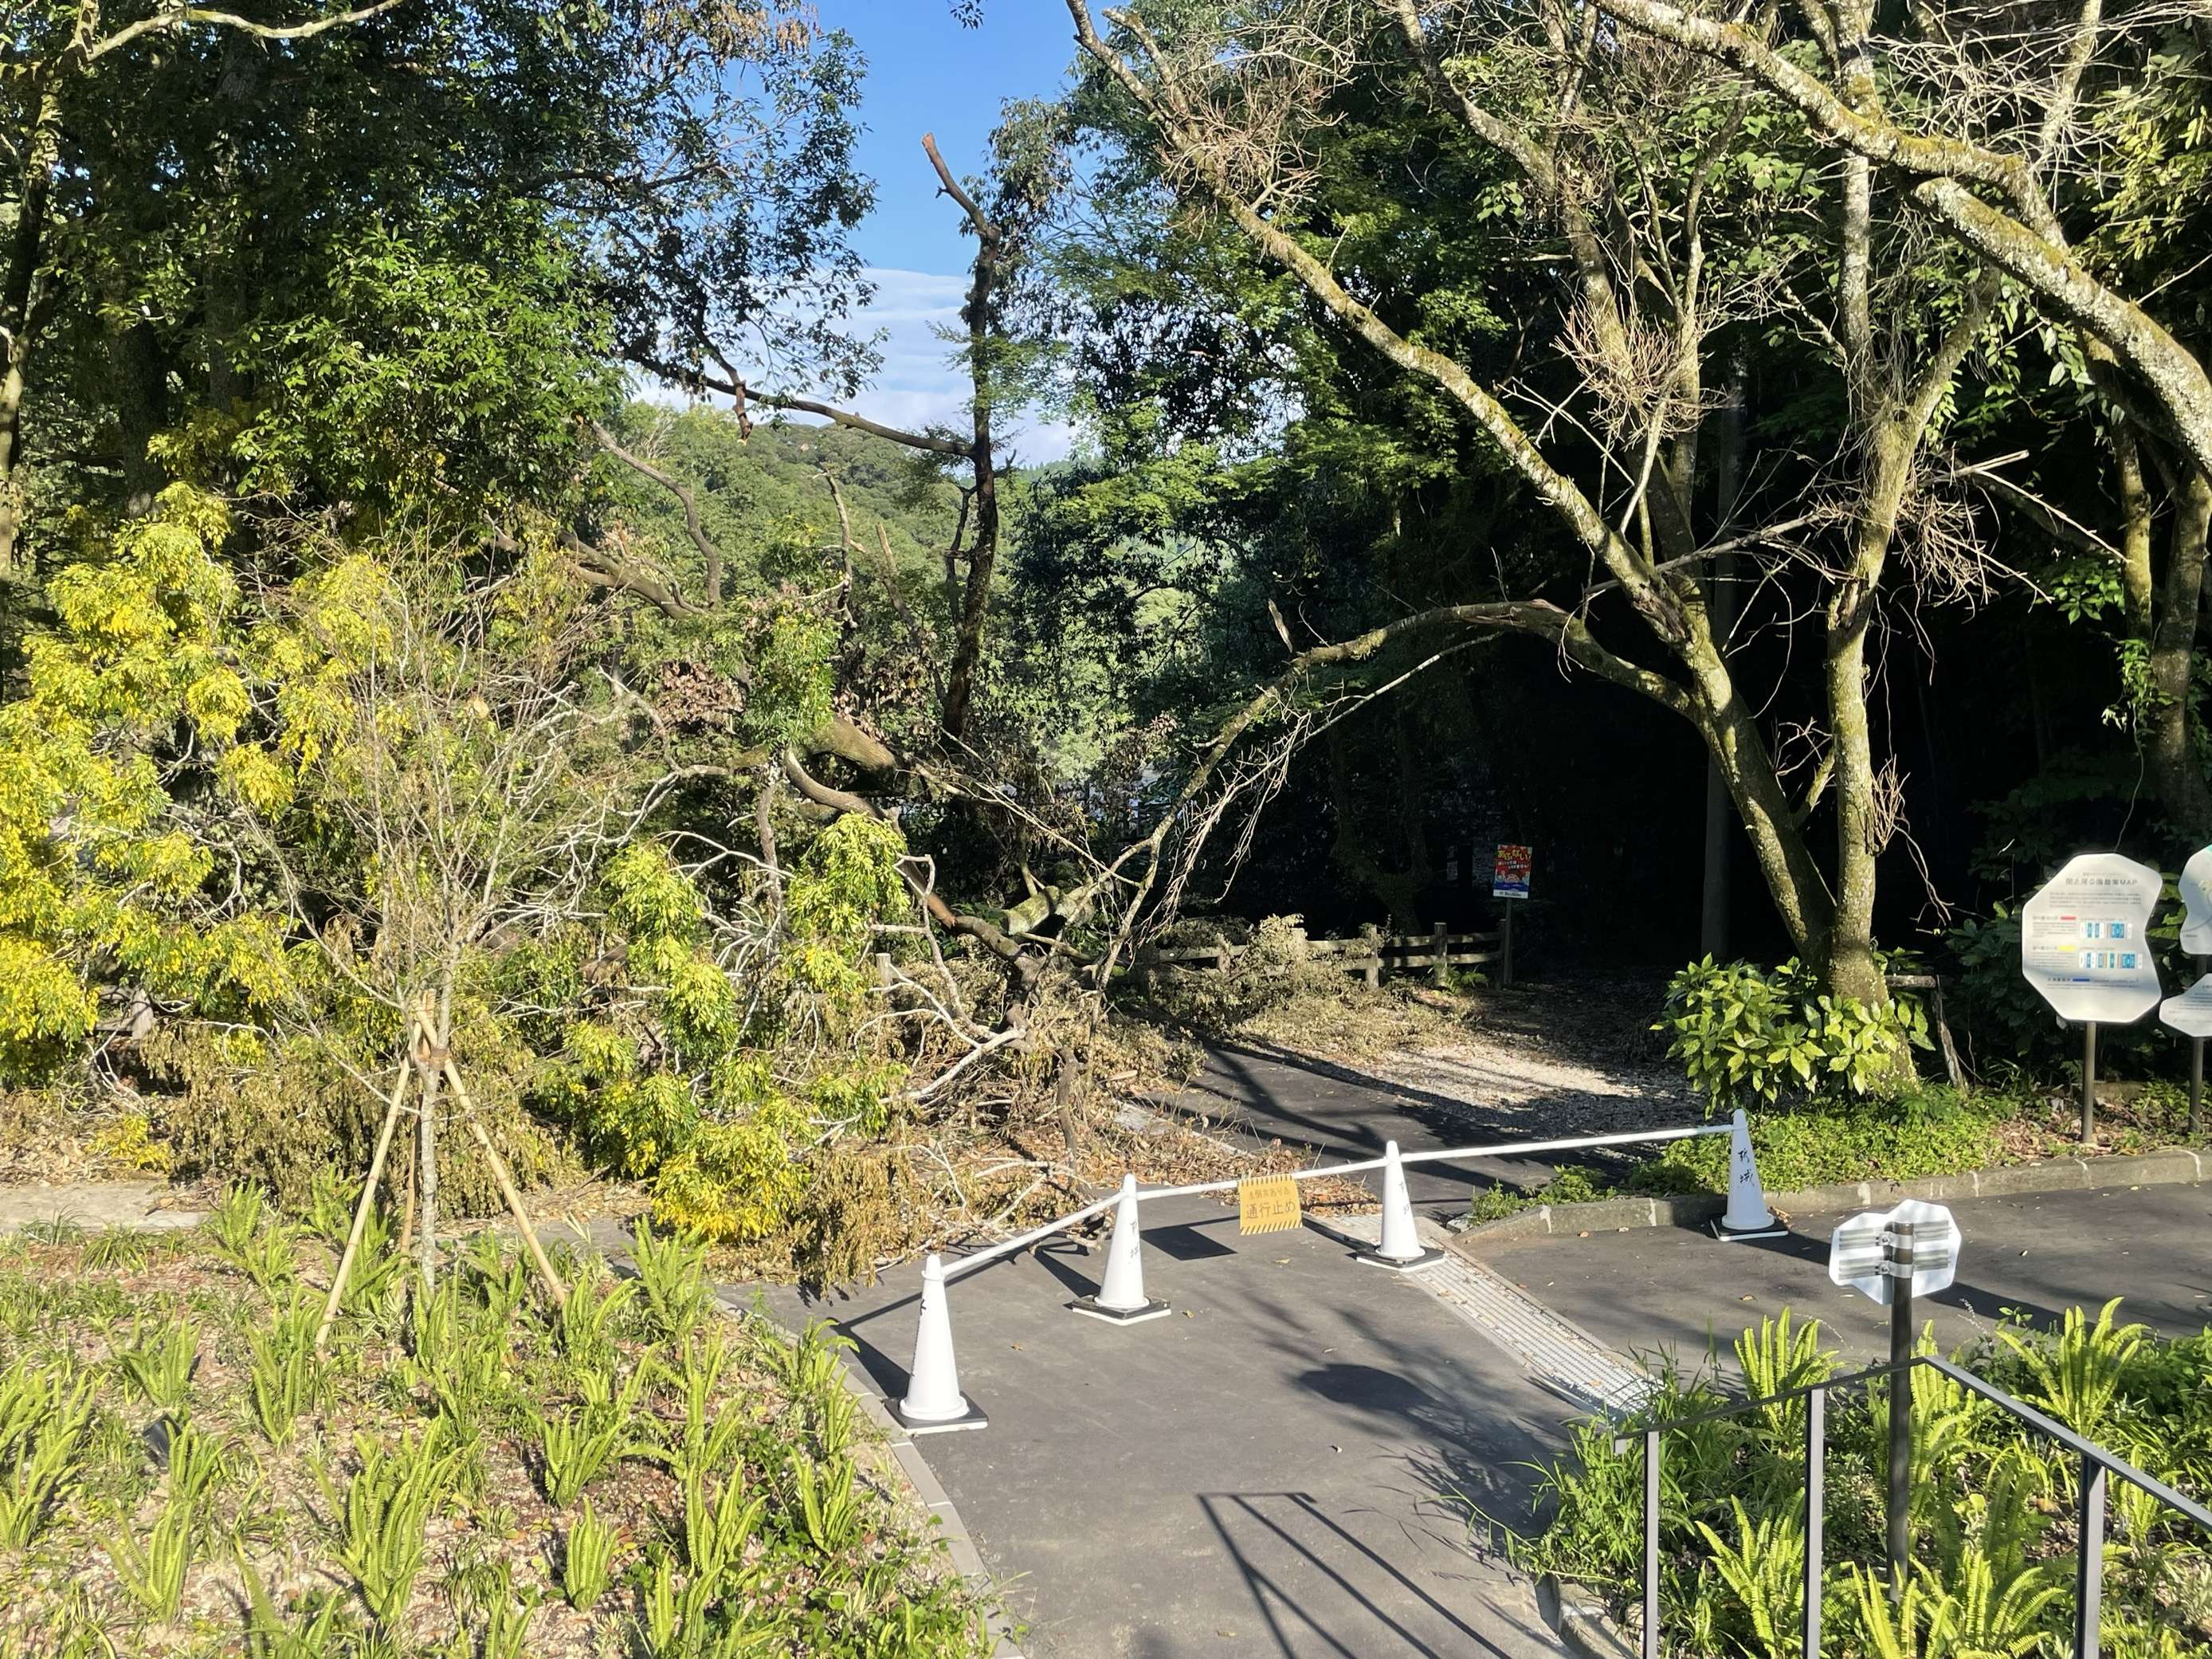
xmin=939 ymin=1194 xmax=1120 ymax=1283
xmin=929 ymin=1121 xmax=1735 ymax=1278
xmin=1134 ymin=1122 xmax=1730 ymax=1202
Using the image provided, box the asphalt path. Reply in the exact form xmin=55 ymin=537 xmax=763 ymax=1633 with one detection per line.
xmin=1472 ymin=1180 xmax=2212 ymax=1369
xmin=759 ymin=1034 xmax=2212 ymax=1659
xmin=759 ymin=1194 xmax=1571 ymax=1659
xmin=1166 ymin=1040 xmax=1565 ymax=1212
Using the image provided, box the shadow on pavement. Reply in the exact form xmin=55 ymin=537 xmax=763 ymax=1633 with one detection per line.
xmin=1198 ymin=1491 xmax=1548 ymax=1659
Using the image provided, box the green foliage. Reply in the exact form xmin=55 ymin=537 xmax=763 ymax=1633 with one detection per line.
xmin=1993 ymin=1299 xmax=2147 ymax=1451
xmin=1657 ymin=957 xmax=1932 ymax=1112
xmin=334 ymin=1424 xmax=461 ymax=1631
xmin=1628 ymin=1088 xmax=2007 ymax=1198
xmin=110 ymin=1316 xmax=198 ymax=1413
xmin=1515 ymin=1308 xmax=2212 ymax=1659
xmin=531 ymin=1363 xmax=651 ymax=1508
xmin=0 ymin=491 xmax=296 ymax=1083
xmin=245 ymin=1293 xmax=327 ymax=1447
xmin=632 ymin=1221 xmax=716 ymax=1345
xmin=1466 ymin=1163 xmax=1610 ymax=1224
xmin=111 ymin=1426 xmax=225 ymax=1625
xmin=560 ymin=1496 xmax=621 ymax=1612
xmin=0 ymin=1175 xmax=990 ymax=1653
xmin=0 ymin=1359 xmax=91 ymax=1547
xmin=784 ymin=817 xmax=912 ymax=998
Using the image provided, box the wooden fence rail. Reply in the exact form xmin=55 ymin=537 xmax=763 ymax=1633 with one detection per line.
xmin=1141 ymin=923 xmax=1500 ymax=988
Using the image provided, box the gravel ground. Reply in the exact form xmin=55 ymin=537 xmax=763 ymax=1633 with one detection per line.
xmin=1347 ymin=973 xmax=1701 ymax=1139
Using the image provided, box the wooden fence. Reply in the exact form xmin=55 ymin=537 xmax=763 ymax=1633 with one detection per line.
xmin=1140 ymin=923 xmax=1501 ymax=989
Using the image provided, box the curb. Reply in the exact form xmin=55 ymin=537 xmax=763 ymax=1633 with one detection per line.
xmin=586 ymin=1219 xmax=1026 ymax=1659
xmin=706 ymin=1285 xmax=1030 ymax=1659
xmin=1450 ymin=1146 xmax=2208 ymax=1249
xmin=1537 ymin=1574 xmax=1638 ymax=1659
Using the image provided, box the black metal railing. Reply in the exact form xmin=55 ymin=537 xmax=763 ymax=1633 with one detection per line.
xmin=1616 ymin=1354 xmax=2212 ymax=1659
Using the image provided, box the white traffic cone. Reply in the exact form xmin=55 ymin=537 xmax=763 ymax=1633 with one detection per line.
xmin=1355 ymin=1140 xmax=1444 ymax=1271
xmin=892 ymin=1253 xmax=987 ymax=1433
xmin=1072 ymin=1174 xmax=1171 ymax=1324
xmin=1712 ymin=1108 xmax=1784 ymax=1240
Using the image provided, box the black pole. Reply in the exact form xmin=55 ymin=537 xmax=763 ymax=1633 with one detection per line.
xmin=2081 ymin=1021 xmax=2097 ymax=1143
xmin=1803 ymin=1385 xmax=1826 ymax=1659
xmin=1501 ymin=903 xmax=1515 ymax=990
xmin=2076 ymin=1453 xmax=2106 ymax=1659
xmin=1642 ymin=1426 xmax=1661 ymax=1659
xmin=2191 ymin=1037 xmax=2203 ymax=1142
xmin=1886 ymin=1225 xmax=1916 ymax=1599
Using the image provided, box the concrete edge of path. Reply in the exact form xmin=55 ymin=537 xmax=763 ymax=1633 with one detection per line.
xmin=1451 ymin=1145 xmax=2210 ymax=1251
xmin=1535 ymin=1575 xmax=1638 ymax=1659
xmin=703 ymin=1284 xmax=1030 ymax=1659
xmin=591 ymin=1220 xmax=1023 ymax=1659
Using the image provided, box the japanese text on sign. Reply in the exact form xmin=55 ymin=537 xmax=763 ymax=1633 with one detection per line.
xmin=1492 ymin=845 xmax=1532 ymax=901
xmin=1237 ymin=1175 xmax=1302 ymax=1235
xmin=2019 ymin=852 xmax=2163 ymax=1025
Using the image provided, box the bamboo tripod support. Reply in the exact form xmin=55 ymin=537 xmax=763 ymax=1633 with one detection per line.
xmin=314 ymin=1003 xmax=570 ymax=1348
xmin=315 ymin=1044 xmax=414 ymax=1348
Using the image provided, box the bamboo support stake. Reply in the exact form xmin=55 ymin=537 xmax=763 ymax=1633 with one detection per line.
xmin=316 ymin=1040 xmax=415 ymax=1347
xmin=438 ymin=1057 xmax=569 ymax=1308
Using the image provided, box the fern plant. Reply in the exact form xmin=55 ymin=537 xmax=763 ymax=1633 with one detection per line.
xmin=208 ymin=1186 xmax=298 ymax=1294
xmin=110 ymin=1495 xmax=201 ymax=1621
xmin=762 ymin=1319 xmax=861 ymax=1455
xmin=683 ymin=1468 xmax=765 ymax=1581
xmin=533 ymin=1363 xmax=650 ymax=1506
xmin=112 ymin=1317 xmax=198 ymax=1413
xmin=241 ymin=1557 xmax=351 ymax=1659
xmin=335 ymin=1424 xmax=460 ymax=1631
xmin=561 ymin=1496 xmax=619 ymax=1610
xmin=792 ymin=1455 xmax=865 ymax=1559
xmin=247 ymin=1295 xmax=327 ymax=1445
xmin=1693 ymin=1499 xmax=1803 ymax=1659
xmin=632 ymin=1220 xmax=714 ymax=1343
xmin=1998 ymin=1297 xmax=2147 ymax=1450
xmin=555 ymin=1268 xmax=636 ymax=1371
xmin=0 ymin=1359 xmax=91 ymax=1547
xmin=1735 ymin=1312 xmax=1832 ymax=1440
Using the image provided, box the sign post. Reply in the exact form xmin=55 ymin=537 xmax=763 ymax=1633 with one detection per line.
xmin=2018 ymin=853 xmax=2163 ymax=1143
xmin=2176 ymin=845 xmax=2212 ymax=1139
xmin=1492 ymin=844 xmax=1531 ymax=988
xmin=1830 ymin=1199 xmax=1960 ymax=1598
xmin=2159 ymin=975 xmax=2212 ymax=1139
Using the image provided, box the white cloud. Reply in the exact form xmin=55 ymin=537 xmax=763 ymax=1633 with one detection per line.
xmin=631 ymin=268 xmax=1077 ymax=464
xmin=845 ymin=267 xmax=1074 ymax=464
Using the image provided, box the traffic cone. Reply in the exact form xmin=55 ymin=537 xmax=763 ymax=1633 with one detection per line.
xmin=892 ymin=1253 xmax=987 ymax=1433
xmin=1712 ymin=1108 xmax=1785 ymax=1241
xmin=1355 ymin=1140 xmax=1444 ymax=1271
xmin=1072 ymin=1174 xmax=1171 ymax=1324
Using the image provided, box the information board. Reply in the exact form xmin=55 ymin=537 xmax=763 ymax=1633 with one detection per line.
xmin=2019 ymin=852 xmax=2163 ymax=1024
xmin=2161 ymin=973 xmax=2212 ymax=1040
xmin=1492 ymin=845 xmax=1532 ymax=900
xmin=2180 ymin=845 xmax=2212 ymax=955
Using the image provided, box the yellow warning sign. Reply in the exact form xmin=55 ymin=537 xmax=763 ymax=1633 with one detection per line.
xmin=1237 ymin=1174 xmax=1303 ymax=1235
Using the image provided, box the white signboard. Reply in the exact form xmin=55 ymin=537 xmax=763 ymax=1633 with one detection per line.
xmin=1829 ymin=1199 xmax=1960 ymax=1308
xmin=2161 ymin=973 xmax=2212 ymax=1040
xmin=2180 ymin=845 xmax=2212 ymax=955
xmin=2019 ymin=852 xmax=2163 ymax=1025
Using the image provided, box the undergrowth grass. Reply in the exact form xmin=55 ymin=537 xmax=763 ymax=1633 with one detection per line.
xmin=0 ymin=1202 xmax=993 ymax=1656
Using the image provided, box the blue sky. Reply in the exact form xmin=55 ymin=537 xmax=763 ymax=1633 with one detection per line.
xmin=806 ymin=2 xmax=1081 ymax=457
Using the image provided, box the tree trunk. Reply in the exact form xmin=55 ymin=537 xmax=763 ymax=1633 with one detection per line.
xmin=0 ymin=84 xmax=61 ymax=581
xmin=2146 ymin=469 xmax=2212 ymax=841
